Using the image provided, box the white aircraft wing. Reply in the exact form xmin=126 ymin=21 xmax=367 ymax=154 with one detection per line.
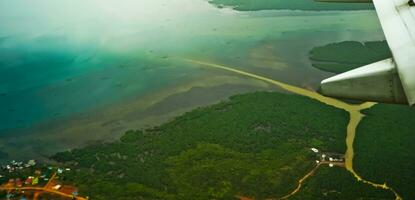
xmin=318 ymin=0 xmax=415 ymax=105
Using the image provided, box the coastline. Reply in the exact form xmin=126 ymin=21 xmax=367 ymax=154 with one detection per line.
xmin=0 ymin=73 xmax=275 ymax=163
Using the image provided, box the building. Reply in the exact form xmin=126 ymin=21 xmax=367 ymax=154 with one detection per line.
xmin=25 ymin=176 xmax=33 ymax=185
xmin=310 ymin=148 xmax=319 ymax=153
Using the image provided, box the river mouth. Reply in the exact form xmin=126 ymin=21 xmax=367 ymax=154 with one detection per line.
xmin=186 ymin=59 xmax=401 ymax=200
xmin=0 ymin=0 xmax=384 ymax=161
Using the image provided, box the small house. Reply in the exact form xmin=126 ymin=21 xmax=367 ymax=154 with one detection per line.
xmin=25 ymin=176 xmax=33 ymax=185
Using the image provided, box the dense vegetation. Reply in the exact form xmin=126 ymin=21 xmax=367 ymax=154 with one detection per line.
xmin=49 ymin=39 xmax=407 ymax=199
xmin=310 ymin=41 xmax=391 ymax=73
xmin=309 ymin=40 xmax=415 ymax=199
xmin=291 ymin=166 xmax=394 ymax=200
xmin=354 ymin=104 xmax=415 ymax=200
xmin=208 ymin=0 xmax=374 ymax=11
xmin=52 ymin=92 xmax=349 ymax=199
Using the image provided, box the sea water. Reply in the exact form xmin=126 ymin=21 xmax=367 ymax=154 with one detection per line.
xmin=0 ymin=0 xmax=384 ymax=153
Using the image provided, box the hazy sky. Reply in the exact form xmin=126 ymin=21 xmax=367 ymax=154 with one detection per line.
xmin=0 ymin=0 xmax=218 ymax=37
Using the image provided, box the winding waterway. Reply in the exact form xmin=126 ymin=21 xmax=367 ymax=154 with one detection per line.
xmin=186 ymin=59 xmax=401 ymax=200
xmin=0 ymin=0 xmax=386 ymax=162
xmin=0 ymin=1 xmax=404 ymax=197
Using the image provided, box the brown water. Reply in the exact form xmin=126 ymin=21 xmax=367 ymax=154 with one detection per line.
xmin=186 ymin=59 xmax=401 ymax=199
xmin=0 ymin=1 xmax=385 ymax=162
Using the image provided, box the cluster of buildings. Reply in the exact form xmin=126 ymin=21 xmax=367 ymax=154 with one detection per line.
xmin=0 ymin=160 xmax=36 ymax=174
xmin=6 ymin=176 xmax=38 ymax=188
xmin=4 ymin=166 xmax=72 ymax=188
xmin=310 ymin=148 xmax=345 ymax=167
xmin=0 ymin=159 xmax=71 ymax=188
xmin=3 ymin=167 xmax=52 ymax=188
xmin=0 ymin=160 xmax=84 ymax=200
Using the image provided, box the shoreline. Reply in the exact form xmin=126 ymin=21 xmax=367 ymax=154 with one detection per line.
xmin=0 ymin=73 xmax=276 ymax=163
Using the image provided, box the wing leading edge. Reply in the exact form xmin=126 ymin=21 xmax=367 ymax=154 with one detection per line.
xmin=321 ymin=58 xmax=408 ymax=104
xmin=318 ymin=0 xmax=415 ymax=105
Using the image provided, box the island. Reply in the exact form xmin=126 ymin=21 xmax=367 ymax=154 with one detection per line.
xmin=207 ymin=0 xmax=374 ymax=11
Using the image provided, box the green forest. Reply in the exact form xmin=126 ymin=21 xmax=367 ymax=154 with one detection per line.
xmin=208 ymin=0 xmax=374 ymax=11
xmin=290 ymin=166 xmax=394 ymax=199
xmin=310 ymin=40 xmax=415 ymax=199
xmin=53 ymin=92 xmax=350 ymax=199
xmin=46 ymin=39 xmax=415 ymax=199
xmin=355 ymin=104 xmax=415 ymax=200
xmin=309 ymin=41 xmax=391 ymax=73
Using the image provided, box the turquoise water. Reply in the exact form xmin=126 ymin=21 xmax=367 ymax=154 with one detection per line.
xmin=0 ymin=0 xmax=214 ymax=131
xmin=0 ymin=0 xmax=384 ymax=133
xmin=0 ymin=34 xmax=192 ymax=131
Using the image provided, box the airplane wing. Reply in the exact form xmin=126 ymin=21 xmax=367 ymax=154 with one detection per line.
xmin=318 ymin=0 xmax=415 ymax=105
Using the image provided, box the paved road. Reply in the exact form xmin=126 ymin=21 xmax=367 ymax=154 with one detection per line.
xmin=0 ymin=173 xmax=87 ymax=200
